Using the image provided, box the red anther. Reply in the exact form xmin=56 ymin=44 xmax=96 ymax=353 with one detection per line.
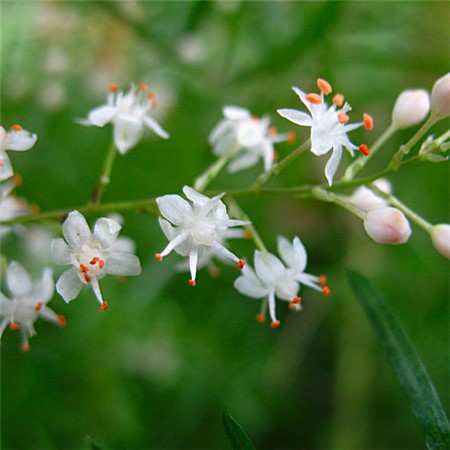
xmin=287 ymin=131 xmax=296 ymax=144
xmin=35 ymin=302 xmax=43 ymax=311
xmin=363 ymin=113 xmax=374 ymax=130
xmin=317 ymin=78 xmax=332 ymax=95
xmin=359 ymin=144 xmax=370 ymax=156
xmin=21 ymin=343 xmax=31 ymax=352
xmin=155 ymin=253 xmax=163 ymax=261
xmin=11 ymin=124 xmax=23 ymax=131
xmin=0 ymin=162 xmax=3 ymax=167
xmin=80 ymin=264 xmax=88 ymax=273
xmin=100 ymin=302 xmax=108 ymax=312
xmin=256 ymin=314 xmax=266 ymax=324
xmin=268 ymin=127 xmax=277 ymax=137
xmin=109 ymin=83 xmax=119 ymax=92
xmin=90 ymin=257 xmax=99 ymax=265
xmin=99 ymin=259 xmax=105 ymax=269
xmin=188 ymin=279 xmax=196 ymax=287
xmin=270 ymin=320 xmax=281 ymax=328
xmin=147 ymin=92 xmax=156 ymax=99
xmin=139 ymin=82 xmax=148 ymax=91
xmin=84 ymin=274 xmax=92 ymax=283
xmin=322 ymin=286 xmax=331 ymax=296
xmin=236 ymin=259 xmax=246 ymax=270
xmin=305 ymin=93 xmax=322 ymax=104
xmin=337 ymin=112 xmax=349 ymax=124
xmin=251 ymin=115 xmax=259 ymax=122
xmin=332 ymin=93 xmax=344 ymax=107
xmin=57 ymin=315 xmax=66 ymax=327
xmin=30 ymin=204 xmax=40 ymax=215
xmin=9 ymin=323 xmax=20 ymax=331
xmin=244 ymin=230 xmax=252 ymax=240
xmin=291 ymin=296 xmax=302 ymax=304
xmin=319 ymin=274 xmax=327 ymax=286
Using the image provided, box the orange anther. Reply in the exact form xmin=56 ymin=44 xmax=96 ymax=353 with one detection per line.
xmin=0 ymin=162 xmax=3 ymax=167
xmin=319 ymin=274 xmax=327 ymax=286
xmin=155 ymin=253 xmax=163 ymax=261
xmin=11 ymin=124 xmax=23 ymax=131
xmin=244 ymin=230 xmax=252 ymax=240
xmin=268 ymin=127 xmax=277 ymax=137
xmin=100 ymin=302 xmax=108 ymax=312
xmin=291 ymin=296 xmax=302 ymax=304
xmin=139 ymin=82 xmax=148 ymax=91
xmin=332 ymin=94 xmax=344 ymax=107
xmin=208 ymin=267 xmax=221 ymax=278
xmin=363 ymin=113 xmax=374 ymax=130
xmin=317 ymin=78 xmax=332 ymax=95
xmin=30 ymin=204 xmax=40 ymax=215
xmin=90 ymin=257 xmax=99 ymax=265
xmin=12 ymin=174 xmax=22 ymax=186
xmin=273 ymin=151 xmax=279 ymax=162
xmin=305 ymin=93 xmax=322 ymax=104
xmin=236 ymin=259 xmax=246 ymax=270
xmin=359 ymin=144 xmax=370 ymax=156
xmin=21 ymin=343 xmax=31 ymax=352
xmin=188 ymin=279 xmax=196 ymax=287
xmin=57 ymin=315 xmax=66 ymax=327
xmin=322 ymin=286 xmax=331 ymax=296
xmin=80 ymin=264 xmax=88 ymax=273
xmin=256 ymin=314 xmax=266 ymax=324
xmin=109 ymin=83 xmax=119 ymax=92
xmin=84 ymin=274 xmax=92 ymax=283
xmin=287 ymin=131 xmax=296 ymax=144
xmin=35 ymin=302 xmax=43 ymax=311
xmin=251 ymin=115 xmax=259 ymax=122
xmin=147 ymin=92 xmax=156 ymax=99
xmin=9 ymin=322 xmax=20 ymax=331
xmin=270 ymin=320 xmax=281 ymax=328
xmin=99 ymin=259 xmax=105 ymax=269
xmin=337 ymin=112 xmax=349 ymax=124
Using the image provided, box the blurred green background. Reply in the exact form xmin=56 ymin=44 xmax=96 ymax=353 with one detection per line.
xmin=1 ymin=1 xmax=449 ymax=449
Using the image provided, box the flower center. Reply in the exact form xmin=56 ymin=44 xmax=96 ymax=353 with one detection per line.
xmin=237 ymin=120 xmax=265 ymax=147
xmin=189 ymin=220 xmax=218 ymax=245
xmin=74 ymin=244 xmax=106 ymax=282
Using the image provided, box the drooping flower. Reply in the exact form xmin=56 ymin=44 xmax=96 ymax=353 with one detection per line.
xmin=0 ymin=261 xmax=64 ymax=351
xmin=155 ymin=186 xmax=249 ymax=285
xmin=278 ymin=78 xmax=372 ymax=186
xmin=0 ymin=124 xmax=37 ymax=181
xmin=209 ymin=106 xmax=293 ymax=173
xmin=234 ymin=236 xmax=330 ymax=327
xmin=79 ymin=83 xmax=169 ymax=154
xmin=51 ymin=210 xmax=142 ymax=310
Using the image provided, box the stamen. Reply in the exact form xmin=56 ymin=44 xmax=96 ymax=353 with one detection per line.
xmin=9 ymin=323 xmax=20 ymax=331
xmin=80 ymin=264 xmax=88 ymax=273
xmin=11 ymin=124 xmax=23 ymax=131
xmin=84 ymin=274 xmax=92 ymax=283
xmin=291 ymin=296 xmax=302 ymax=304
xmin=256 ymin=314 xmax=266 ymax=324
xmin=0 ymin=162 xmax=3 ymax=167
xmin=35 ymin=302 xmax=43 ymax=311
xmin=148 ymin=92 xmax=157 ymax=107
xmin=30 ymin=204 xmax=40 ymax=215
xmin=251 ymin=115 xmax=259 ymax=122
xmin=236 ymin=259 xmax=246 ymax=270
xmin=358 ymin=144 xmax=370 ymax=156
xmin=21 ymin=343 xmax=31 ymax=352
xmin=322 ymin=286 xmax=331 ymax=296
xmin=332 ymin=94 xmax=344 ymax=107
xmin=99 ymin=259 xmax=105 ymax=269
xmin=273 ymin=151 xmax=279 ymax=162
xmin=268 ymin=127 xmax=277 ymax=137
xmin=155 ymin=253 xmax=163 ymax=261
xmin=139 ymin=82 xmax=148 ymax=91
xmin=12 ymin=174 xmax=23 ymax=186
xmin=57 ymin=315 xmax=66 ymax=327
xmin=100 ymin=302 xmax=108 ymax=312
xmin=363 ymin=113 xmax=374 ymax=130
xmin=188 ymin=279 xmax=196 ymax=287
xmin=287 ymin=131 xmax=296 ymax=144
xmin=317 ymin=78 xmax=332 ymax=95
xmin=244 ymin=230 xmax=252 ymax=240
xmin=270 ymin=320 xmax=281 ymax=328
xmin=319 ymin=274 xmax=327 ymax=286
xmin=109 ymin=83 xmax=119 ymax=92
xmin=305 ymin=93 xmax=322 ymax=104
xmin=90 ymin=257 xmax=99 ymax=265
xmin=337 ymin=112 xmax=350 ymax=124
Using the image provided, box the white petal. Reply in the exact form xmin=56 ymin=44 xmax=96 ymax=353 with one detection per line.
xmin=90 ymin=277 xmax=104 ymax=305
xmin=324 ymin=145 xmax=343 ymax=186
xmin=211 ymin=241 xmax=239 ymax=263
xmin=113 ymin=116 xmax=144 ymax=154
xmin=104 ymin=251 xmax=141 ymax=276
xmin=234 ymin=266 xmax=269 ymax=298
xmin=0 ymin=152 xmax=14 ymax=181
xmin=56 ymin=268 xmax=83 ymax=303
xmin=38 ymin=305 xmax=60 ymax=324
xmin=7 ymin=261 xmax=32 ymax=298
xmin=260 ymin=140 xmax=274 ymax=172
xmin=51 ymin=238 xmax=72 ymax=265
xmin=0 ymin=291 xmax=13 ymax=318
xmin=277 ymin=108 xmax=312 ymax=127
xmin=62 ymin=210 xmax=92 ymax=248
xmin=228 ymin=151 xmax=259 ymax=173
xmin=296 ymin=273 xmax=321 ymax=291
xmin=254 ymin=251 xmax=285 ymax=286
xmin=223 ymin=106 xmax=251 ymax=121
xmin=182 ymin=186 xmax=211 ymax=206
xmin=277 ymin=236 xmax=307 ymax=272
xmin=94 ymin=217 xmax=121 ymax=249
xmin=4 ymin=131 xmax=37 ymax=151
xmin=87 ymin=105 xmax=117 ymax=127
xmin=143 ymin=115 xmax=170 ymax=139
xmin=208 ymin=120 xmax=231 ymax=145
xmin=33 ymin=267 xmax=54 ymax=303
xmin=156 ymin=194 xmax=192 ymax=226
xmin=158 ymin=217 xmax=177 ymax=240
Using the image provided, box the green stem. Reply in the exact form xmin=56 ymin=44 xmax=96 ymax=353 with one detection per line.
xmin=311 ymin=187 xmax=366 ymax=220
xmin=91 ymin=140 xmax=119 ymax=204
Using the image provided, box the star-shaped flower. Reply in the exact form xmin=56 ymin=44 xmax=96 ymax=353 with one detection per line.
xmin=0 ymin=124 xmax=37 ymax=181
xmin=0 ymin=261 xmax=64 ymax=351
xmin=51 ymin=210 xmax=142 ymax=310
xmin=209 ymin=106 xmax=293 ymax=173
xmin=79 ymin=83 xmax=169 ymax=154
xmin=234 ymin=236 xmax=330 ymax=327
xmin=0 ymin=177 xmax=30 ymax=238
xmin=155 ymin=186 xmax=249 ymax=285
xmin=278 ymin=78 xmax=372 ymax=185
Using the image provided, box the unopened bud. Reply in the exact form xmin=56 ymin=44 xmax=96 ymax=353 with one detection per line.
xmin=350 ymin=179 xmax=392 ymax=212
xmin=363 ymin=207 xmax=411 ymax=244
xmin=391 ymin=89 xmax=430 ymax=129
xmin=430 ymin=224 xmax=450 ymax=259
xmin=431 ymin=73 xmax=450 ymax=119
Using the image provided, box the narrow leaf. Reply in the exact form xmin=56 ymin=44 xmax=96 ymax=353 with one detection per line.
xmin=348 ymin=270 xmax=450 ymax=450
xmin=223 ymin=408 xmax=256 ymax=449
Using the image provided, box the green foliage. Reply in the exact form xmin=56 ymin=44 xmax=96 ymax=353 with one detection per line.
xmin=223 ymin=408 xmax=256 ymax=450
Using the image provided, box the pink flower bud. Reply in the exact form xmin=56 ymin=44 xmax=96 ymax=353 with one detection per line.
xmin=430 ymin=224 xmax=450 ymax=259
xmin=350 ymin=178 xmax=392 ymax=212
xmin=363 ymin=207 xmax=411 ymax=244
xmin=391 ymin=89 xmax=430 ymax=129
xmin=431 ymin=73 xmax=450 ymax=119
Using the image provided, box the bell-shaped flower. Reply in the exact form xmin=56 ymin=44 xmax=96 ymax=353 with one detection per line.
xmin=155 ymin=186 xmax=249 ymax=285
xmin=234 ymin=236 xmax=329 ymax=327
xmin=79 ymin=83 xmax=169 ymax=154
xmin=278 ymin=78 xmax=372 ymax=186
xmin=209 ymin=106 xmax=292 ymax=173
xmin=51 ymin=210 xmax=142 ymax=310
xmin=0 ymin=124 xmax=37 ymax=181
xmin=0 ymin=261 xmax=64 ymax=351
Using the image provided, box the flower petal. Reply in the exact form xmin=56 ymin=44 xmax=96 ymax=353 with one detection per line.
xmin=228 ymin=151 xmax=259 ymax=173
xmin=277 ymin=236 xmax=307 ymax=272
xmin=104 ymin=251 xmax=142 ymax=276
xmin=113 ymin=116 xmax=144 ymax=154
xmin=33 ymin=267 xmax=54 ymax=303
xmin=4 ymin=131 xmax=37 ymax=151
xmin=94 ymin=217 xmax=121 ymax=249
xmin=156 ymin=194 xmax=192 ymax=226
xmin=182 ymin=186 xmax=211 ymax=206
xmin=87 ymin=105 xmax=117 ymax=127
xmin=223 ymin=106 xmax=251 ymax=121
xmin=51 ymin=237 xmax=72 ymax=265
xmin=7 ymin=261 xmax=32 ymax=298
xmin=277 ymin=108 xmax=313 ymax=127
xmin=254 ymin=251 xmax=285 ymax=286
xmin=324 ymin=145 xmax=343 ymax=186
xmin=38 ymin=305 xmax=60 ymax=324
xmin=143 ymin=115 xmax=170 ymax=139
xmin=62 ymin=210 xmax=92 ymax=248
xmin=0 ymin=152 xmax=14 ymax=181
xmin=234 ymin=266 xmax=269 ymax=298
xmin=56 ymin=268 xmax=83 ymax=303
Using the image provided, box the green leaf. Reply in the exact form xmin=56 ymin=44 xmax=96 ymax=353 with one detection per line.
xmin=347 ymin=270 xmax=450 ymax=450
xmin=223 ymin=408 xmax=256 ymax=449
xmin=86 ymin=435 xmax=103 ymax=450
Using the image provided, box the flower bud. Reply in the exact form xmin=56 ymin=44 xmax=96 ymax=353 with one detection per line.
xmin=430 ymin=73 xmax=450 ymax=119
xmin=350 ymin=178 xmax=392 ymax=212
xmin=391 ymin=89 xmax=430 ymax=129
xmin=430 ymin=224 xmax=450 ymax=259
xmin=363 ymin=207 xmax=411 ymax=244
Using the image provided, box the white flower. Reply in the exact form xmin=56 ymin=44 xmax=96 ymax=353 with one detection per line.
xmin=79 ymin=83 xmax=169 ymax=154
xmin=0 ymin=124 xmax=37 ymax=181
xmin=430 ymin=224 xmax=450 ymax=259
xmin=0 ymin=261 xmax=64 ymax=351
xmin=155 ymin=186 xmax=249 ymax=285
xmin=209 ymin=106 xmax=292 ymax=173
xmin=234 ymin=236 xmax=329 ymax=327
xmin=391 ymin=89 xmax=430 ymax=129
xmin=363 ymin=207 xmax=411 ymax=244
xmin=51 ymin=210 xmax=142 ymax=310
xmin=278 ymin=78 xmax=372 ymax=186
xmin=349 ymin=178 xmax=392 ymax=212
xmin=0 ymin=178 xmax=30 ymax=238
